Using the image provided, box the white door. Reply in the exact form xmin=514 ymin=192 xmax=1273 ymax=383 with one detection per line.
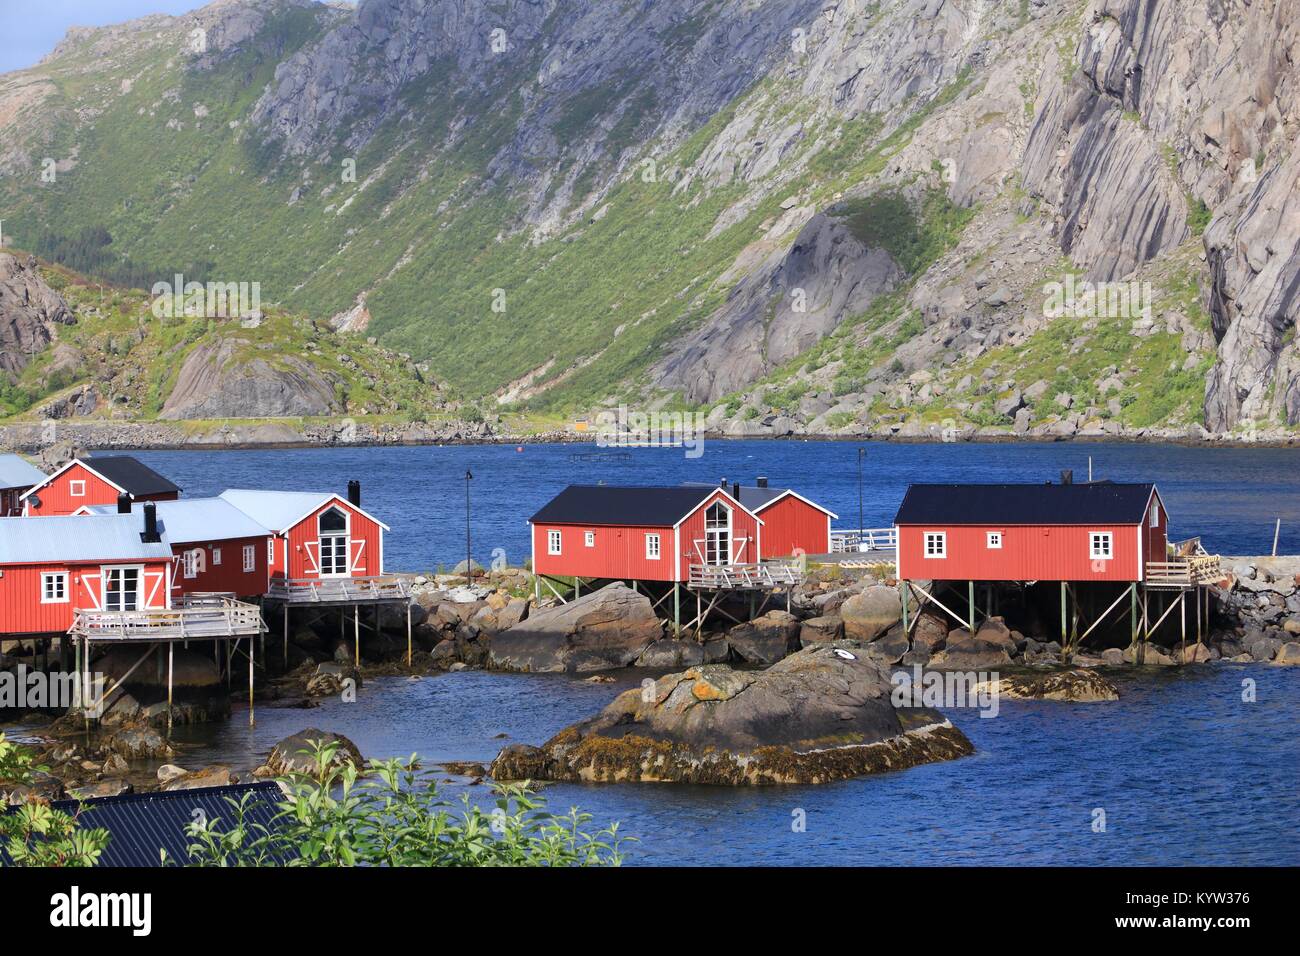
xmin=704 ymin=501 xmax=731 ymax=566
xmin=318 ymin=507 xmax=350 ymax=577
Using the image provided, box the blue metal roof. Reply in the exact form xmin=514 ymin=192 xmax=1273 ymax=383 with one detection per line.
xmin=85 ymin=498 xmax=270 ymax=544
xmin=0 ymin=453 xmax=45 ymax=489
xmin=220 ymin=488 xmax=390 ymax=532
xmin=3 ymin=781 xmax=293 ymax=867
xmin=0 ymin=513 xmax=174 ymax=565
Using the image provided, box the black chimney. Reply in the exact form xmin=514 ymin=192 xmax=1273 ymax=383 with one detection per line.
xmin=141 ymin=502 xmax=161 ymax=543
xmin=1060 ymin=469 xmax=1074 ymax=485
xmin=719 ymin=477 xmax=728 ymax=488
xmin=756 ymin=476 xmax=768 ymax=488
xmin=117 ymin=493 xmax=132 ymax=514
xmin=731 ymin=482 xmax=741 ymax=499
xmin=348 ymin=480 xmax=361 ymax=507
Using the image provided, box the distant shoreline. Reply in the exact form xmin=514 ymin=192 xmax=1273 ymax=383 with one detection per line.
xmin=2 ymin=418 xmax=1299 ymax=453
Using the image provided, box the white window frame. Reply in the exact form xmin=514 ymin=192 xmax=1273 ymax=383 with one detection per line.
xmin=317 ymin=507 xmax=352 ymax=578
xmin=646 ymin=533 xmax=661 ymax=560
xmin=243 ymin=544 xmax=256 ymax=573
xmin=41 ymin=572 xmax=69 ymax=604
xmin=1149 ymin=502 xmax=1159 ymax=528
xmin=924 ymin=531 xmax=946 ymax=558
xmin=182 ymin=549 xmax=200 ymax=579
xmin=69 ymin=479 xmax=86 ymax=497
xmin=212 ymin=547 xmax=222 ymax=566
xmin=267 ymin=537 xmax=276 ymax=564
xmin=1090 ymin=531 xmax=1114 ymax=561
xmin=986 ymin=531 xmax=1002 ymax=549
xmin=548 ymin=530 xmax=562 ymax=555
xmin=584 ymin=531 xmax=595 ymax=548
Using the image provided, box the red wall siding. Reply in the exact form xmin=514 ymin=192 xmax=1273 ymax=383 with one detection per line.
xmin=898 ymin=524 xmax=1143 ymax=582
xmin=278 ymin=499 xmax=383 ymax=581
xmin=757 ymin=496 xmax=830 ymax=558
xmin=23 ymin=462 xmax=178 ymax=516
xmin=1141 ymin=498 xmax=1168 ymax=563
xmin=531 ymin=522 xmax=678 ymax=582
xmin=0 ymin=559 xmax=172 ymax=635
xmin=171 ymin=534 xmax=270 ymax=598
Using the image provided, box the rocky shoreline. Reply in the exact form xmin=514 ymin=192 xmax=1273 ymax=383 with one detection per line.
xmin=3 ymin=419 xmax=1300 ymax=454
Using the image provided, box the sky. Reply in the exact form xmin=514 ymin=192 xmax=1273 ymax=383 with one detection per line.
xmin=0 ymin=0 xmax=210 ymax=73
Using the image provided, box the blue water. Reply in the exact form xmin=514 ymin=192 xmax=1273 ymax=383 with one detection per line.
xmin=90 ymin=440 xmax=1300 ymax=865
xmin=124 ymin=440 xmax=1300 ymax=568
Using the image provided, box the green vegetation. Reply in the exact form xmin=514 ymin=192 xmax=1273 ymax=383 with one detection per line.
xmin=179 ymin=741 xmax=628 ymax=867
xmin=838 ymin=188 xmax=976 ymax=276
xmin=0 ymin=734 xmax=109 ymax=867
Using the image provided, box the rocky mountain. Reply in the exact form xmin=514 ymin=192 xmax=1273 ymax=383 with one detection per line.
xmin=0 ymin=0 xmax=1297 ymax=441
xmin=0 ymin=253 xmax=74 ymax=376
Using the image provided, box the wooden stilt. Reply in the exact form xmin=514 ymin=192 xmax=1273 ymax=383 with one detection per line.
xmin=1060 ymin=582 xmax=1068 ymax=647
xmin=283 ymin=604 xmax=289 ymax=664
xmin=1130 ymin=582 xmax=1138 ymax=650
xmin=354 ymin=605 xmax=360 ymax=667
xmin=83 ymin=637 xmax=91 ymax=727
xmin=968 ymin=580 xmax=976 ymax=637
xmin=248 ymin=638 xmax=255 ymax=727
xmin=900 ymin=580 xmax=909 ymax=635
xmin=406 ymin=600 xmax=413 ymax=667
xmin=166 ymin=642 xmax=174 ymax=736
xmin=673 ymin=583 xmax=681 ymax=637
xmin=1179 ymin=589 xmax=1187 ymax=664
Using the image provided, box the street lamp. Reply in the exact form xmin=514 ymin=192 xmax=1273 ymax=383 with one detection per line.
xmin=464 ymin=469 xmax=473 ymax=587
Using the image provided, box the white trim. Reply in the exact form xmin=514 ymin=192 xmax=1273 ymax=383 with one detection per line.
xmin=316 ymin=504 xmax=352 ymax=578
xmin=753 ymin=488 xmax=839 ymax=520
xmin=1089 ymin=530 xmax=1114 ymax=561
xmin=645 ymin=532 xmax=661 ymax=560
xmin=923 ymin=531 xmax=946 ymax=558
xmin=584 ymin=530 xmax=595 ymax=547
xmin=243 ymin=544 xmax=256 ymax=573
xmin=69 ymin=479 xmax=86 ymax=498
xmin=986 ymin=531 xmax=1003 ymax=549
xmin=548 ymin=529 xmax=562 ymax=555
xmin=212 ymin=547 xmax=222 ymax=567
xmin=20 ymin=458 xmax=128 ymax=501
xmin=227 ymin=492 xmax=392 ymax=534
xmin=100 ymin=564 xmax=145 ymax=612
xmin=40 ymin=571 xmax=69 ymax=604
xmin=671 ymin=487 xmax=764 ymax=529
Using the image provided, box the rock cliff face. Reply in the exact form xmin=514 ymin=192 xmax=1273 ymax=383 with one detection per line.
xmin=0 ymin=253 xmax=73 ymax=377
xmin=1 ymin=0 xmax=1298 ymax=436
xmin=160 ymin=337 xmax=341 ymax=419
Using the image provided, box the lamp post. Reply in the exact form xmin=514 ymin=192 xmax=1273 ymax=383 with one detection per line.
xmin=857 ymin=447 xmax=865 ymax=550
xmin=464 ymin=469 xmax=473 ymax=587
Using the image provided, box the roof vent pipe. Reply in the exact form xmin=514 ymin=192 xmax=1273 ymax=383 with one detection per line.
xmin=1060 ymin=469 xmax=1074 ymax=485
xmin=719 ymin=477 xmax=728 ymax=488
xmin=142 ymin=502 xmax=161 ymax=543
xmin=117 ymin=493 xmax=132 ymax=514
xmin=348 ymin=480 xmax=361 ymax=507
xmin=756 ymin=476 xmax=768 ymax=488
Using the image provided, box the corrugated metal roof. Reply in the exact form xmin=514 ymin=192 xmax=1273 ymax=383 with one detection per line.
xmin=0 ymin=513 xmax=173 ymax=565
xmin=894 ymin=482 xmax=1157 ymax=526
xmin=85 ymin=498 xmax=269 ymax=544
xmin=219 ymin=488 xmax=389 ymax=532
xmin=531 ymin=485 xmax=739 ymax=526
xmin=2 ymin=782 xmax=292 ymax=867
xmin=0 ymin=453 xmax=45 ymax=489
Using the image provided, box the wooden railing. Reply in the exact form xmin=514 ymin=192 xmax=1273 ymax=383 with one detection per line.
xmin=70 ymin=598 xmax=266 ymax=641
xmin=688 ymin=562 xmax=803 ymax=589
xmin=1146 ymin=555 xmax=1223 ymax=587
xmin=830 ymin=527 xmax=898 ymax=554
xmin=265 ymin=575 xmax=411 ymax=603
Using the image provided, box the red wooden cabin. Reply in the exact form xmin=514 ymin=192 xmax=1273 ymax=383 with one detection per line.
xmin=530 ymin=484 xmax=763 ymax=583
xmin=0 ymin=511 xmax=174 ymax=637
xmin=218 ymin=486 xmax=387 ymax=587
xmin=733 ymin=477 xmax=837 ymax=557
xmin=81 ymin=498 xmax=272 ymax=600
xmin=0 ymin=453 xmax=45 ymax=517
xmin=22 ymin=456 xmax=181 ymax=517
xmin=895 ymin=481 xmax=1168 ymax=584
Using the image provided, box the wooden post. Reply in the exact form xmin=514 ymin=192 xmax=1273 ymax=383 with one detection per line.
xmin=167 ymin=641 xmax=174 ymax=736
xmin=673 ymin=583 xmax=681 ymax=637
xmin=1129 ymin=582 xmax=1138 ymax=648
xmin=533 ymin=575 xmax=540 ymax=603
xmin=968 ymin=580 xmax=976 ymax=636
xmin=901 ymin=580 xmax=909 ymax=636
xmin=1060 ymin=582 xmax=1067 ymax=646
xmin=248 ymin=637 xmax=255 ymax=727
xmin=1196 ymin=586 xmax=1202 ymax=645
xmin=74 ymin=637 xmax=82 ymax=710
xmin=575 ymin=577 xmax=581 ymax=599
xmin=1179 ymin=589 xmax=1187 ymax=664
xmin=354 ymin=605 xmax=360 ymax=667
xmin=406 ymin=600 xmax=413 ymax=667
xmin=83 ymin=637 xmax=91 ymax=728
xmin=1139 ymin=586 xmax=1149 ymax=665
xmin=283 ymin=604 xmax=289 ymax=664
xmin=1273 ymin=518 xmax=1281 ymax=557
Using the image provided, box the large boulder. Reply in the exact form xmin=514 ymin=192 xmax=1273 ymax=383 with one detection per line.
xmin=103 ymin=725 xmax=174 ymax=761
xmin=263 ymin=729 xmax=364 ymax=776
xmin=727 ymin=610 xmax=801 ymax=664
xmin=1275 ymin=642 xmax=1300 ymax=665
xmin=840 ymin=585 xmax=902 ymax=641
xmin=928 ymin=630 xmax=1013 ymax=670
xmin=799 ymin=615 xmax=844 ymax=646
xmin=489 ymin=643 xmax=973 ymax=786
xmin=975 ymin=669 xmax=1120 ymax=703
xmin=488 ymin=583 xmax=662 ymax=673
xmin=636 ymin=639 xmax=705 ymax=669
xmin=910 ymin=611 xmax=949 ymax=653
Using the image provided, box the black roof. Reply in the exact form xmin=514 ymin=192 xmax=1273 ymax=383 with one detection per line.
xmin=4 ymin=782 xmax=290 ymax=867
xmin=84 ymin=456 xmax=182 ymax=497
xmin=894 ymin=482 xmax=1157 ymax=526
xmin=531 ymin=485 xmax=742 ymax=526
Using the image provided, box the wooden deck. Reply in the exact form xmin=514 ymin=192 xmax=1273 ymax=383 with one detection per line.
xmin=265 ymin=575 xmax=411 ymax=605
xmin=1145 ymin=555 xmax=1223 ymax=589
xmin=687 ymin=561 xmax=803 ymax=590
xmin=70 ymin=597 xmax=266 ymax=643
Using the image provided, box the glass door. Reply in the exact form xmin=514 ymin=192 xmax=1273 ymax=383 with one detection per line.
xmin=318 ymin=507 xmax=350 ymax=576
xmin=103 ymin=566 xmax=142 ymax=611
xmin=704 ymin=502 xmax=731 ymax=566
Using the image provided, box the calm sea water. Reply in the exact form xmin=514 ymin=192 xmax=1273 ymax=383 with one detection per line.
xmin=125 ymin=439 xmax=1300 ymax=569
xmin=84 ymin=440 xmax=1300 ymax=865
